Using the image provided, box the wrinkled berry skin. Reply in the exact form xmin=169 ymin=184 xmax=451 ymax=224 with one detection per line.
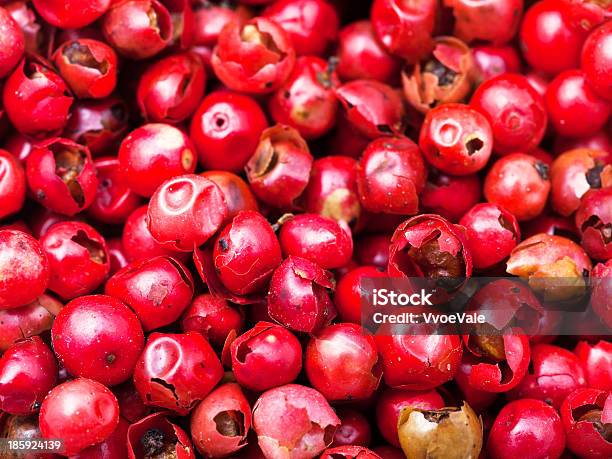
xmin=147 ymin=174 xmax=228 ymax=252
xmin=419 ymin=103 xmax=493 ymax=175
xmin=269 ymin=56 xmax=339 ymax=140
xmin=357 ymin=136 xmax=427 ymax=215
xmin=106 ymin=256 xmax=194 ymax=331
xmin=0 ymin=336 xmax=57 ymax=415
xmin=470 ymin=73 xmax=547 ymax=155
xmin=212 ymin=17 xmax=296 ymax=94
xmin=487 ymin=399 xmax=566 ymax=459
xmin=32 ymin=0 xmax=110 ymax=29
xmin=0 ymin=230 xmax=49 ymax=310
xmin=137 ymin=52 xmax=206 ymax=123
xmin=305 ymin=323 xmax=381 ymax=401
xmin=371 ymin=0 xmax=437 ymax=63
xmin=484 ymin=153 xmax=551 ymax=221
xmin=53 ymin=38 xmax=118 ymax=99
xmin=0 ymin=149 xmax=26 ymax=220
xmin=190 ymin=91 xmax=268 ymax=173
xmin=190 ymin=383 xmax=252 ymax=458
xmin=460 ymin=203 xmax=520 ymax=269
xmin=376 ymin=334 xmax=463 ymax=390
xmin=3 ymin=55 xmax=73 ymax=138
xmin=230 ymin=321 xmax=302 ymax=392
xmin=213 ymin=210 xmax=282 ymax=296
xmin=582 ymin=21 xmax=612 ymax=102
xmin=26 ymin=138 xmax=98 ymax=216
xmin=127 ymin=411 xmax=195 ymax=459
xmin=119 ymin=124 xmax=197 ymax=198
xmin=102 ymin=0 xmax=173 ymax=59
xmin=133 ymin=332 xmax=223 ymax=415
xmin=574 ymin=340 xmax=612 ymax=391
xmin=575 ymin=187 xmax=612 ymax=260
xmin=39 ymin=378 xmax=120 ymax=457
xmin=508 ymin=344 xmax=587 ymax=408
xmin=279 ymin=213 xmax=353 ymax=270
xmin=561 ymin=388 xmax=612 ymax=459
xmin=246 ymin=124 xmax=313 ymax=209
xmin=52 ymin=295 xmax=144 ymax=387
xmin=0 ymin=7 xmax=24 ymax=78
xmin=268 ymin=256 xmax=336 ymax=333
xmin=252 ymin=384 xmax=340 ymax=459
xmin=263 ymin=0 xmax=339 ymax=56
xmin=421 ymin=172 xmax=482 ymax=223
xmin=40 ymin=221 xmax=110 ymax=300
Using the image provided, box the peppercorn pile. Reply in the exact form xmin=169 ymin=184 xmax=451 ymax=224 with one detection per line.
xmin=0 ymin=1 xmax=611 ymax=458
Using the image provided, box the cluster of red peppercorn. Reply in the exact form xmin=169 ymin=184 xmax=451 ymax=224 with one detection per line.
xmin=0 ymin=0 xmax=611 ymax=458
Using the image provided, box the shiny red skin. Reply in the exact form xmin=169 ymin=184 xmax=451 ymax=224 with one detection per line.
xmin=0 ymin=230 xmax=49 ymax=309
xmin=303 ymin=156 xmax=361 ymax=225
xmin=376 ymin=334 xmax=463 ymax=390
xmin=0 ymin=336 xmax=57 ymax=415
xmin=550 ymin=149 xmax=611 ymax=217
xmin=127 ymin=411 xmax=195 ymax=459
xmin=460 ymin=203 xmax=520 ymax=269
xmin=575 ymin=187 xmax=612 ymax=260
xmin=252 ymin=384 xmax=340 ymax=459
xmin=268 ymin=256 xmax=336 ymax=333
xmin=560 ymin=388 xmax=612 ymax=459
xmin=591 ymin=260 xmax=612 ymax=329
xmin=72 ymin=417 xmax=129 ymax=459
xmin=86 ymin=157 xmax=142 ymax=224
xmin=5 ymin=1 xmax=42 ymax=56
xmin=212 ymin=17 xmax=296 ymax=94
xmin=63 ymin=98 xmax=130 ymax=157
xmin=0 ymin=149 xmax=26 ymax=219
xmin=419 ymin=103 xmax=493 ymax=175
xmin=574 ymin=340 xmax=612 ymax=390
xmin=32 ymin=0 xmax=110 ymax=28
xmin=190 ymin=91 xmax=268 ymax=173
xmin=376 ymin=387 xmax=445 ymax=447
xmin=3 ymin=55 xmax=73 ymax=138
xmin=320 ymin=446 xmax=381 ymax=459
xmin=454 ymin=354 xmax=499 ymax=413
xmin=269 ymin=56 xmax=339 ymax=140
xmin=356 ymin=136 xmax=427 ymax=215
xmin=263 ymin=0 xmax=339 ymax=56
xmin=582 ymin=21 xmax=612 ymax=101
xmin=522 ymin=214 xmax=580 ymax=241
xmin=105 ymin=256 xmax=194 ymax=331
xmin=355 ymin=234 xmax=390 ymax=269
xmin=190 ymin=383 xmax=252 ymax=458
xmin=279 ymin=213 xmax=353 ymax=270
xmin=305 ymin=323 xmax=381 ymax=401
xmin=371 ymin=0 xmax=437 ymax=63
xmin=192 ymin=3 xmax=249 ymax=48
xmin=245 ymin=124 xmax=313 ymax=209
xmin=546 ymin=70 xmax=611 ymax=139
xmin=102 ymin=0 xmax=173 ymax=59
xmin=119 ymin=123 xmax=196 ymax=198
xmin=470 ymin=74 xmax=547 ymax=155
xmin=133 ymin=332 xmax=223 ymax=415
xmin=137 ymin=52 xmax=206 ymax=123
xmin=39 ymin=378 xmax=120 ymax=457
xmin=334 ymin=266 xmax=386 ymax=324
xmin=0 ymin=294 xmax=61 ymax=352
xmin=554 ymin=130 xmax=612 ymax=156
xmin=336 ymin=20 xmax=401 ymax=85
xmin=335 ymin=79 xmax=403 ymax=139
xmin=107 ymin=238 xmax=129 ymax=276
xmin=0 ymin=6 xmax=24 ymax=78
xmin=421 ymin=172 xmax=482 ymax=223
xmin=52 ymin=39 xmax=117 ymax=99
xmin=473 ymin=45 xmax=521 ymax=83
xmin=484 ymin=153 xmax=551 ymax=221
xmin=40 ymin=221 xmax=109 ymax=300
xmin=332 ymin=408 xmax=372 ymax=447
xmin=122 ymin=205 xmax=188 ymax=263
xmin=508 ymin=344 xmax=587 ymax=409
xmin=487 ymin=399 xmax=566 ymax=459
xmin=444 ymin=0 xmax=523 ymax=44
xmin=201 ymin=171 xmax=259 ymax=224
xmin=180 ymin=293 xmax=244 ymax=348
xmin=3 ymin=132 xmax=34 ymax=164
xmin=26 ymin=138 xmax=98 ymax=216
xmin=230 ymin=321 xmax=302 ymax=392
xmin=147 ymin=174 xmax=228 ymax=252
xmin=52 ymin=295 xmax=144 ymax=386
xmin=520 ymin=0 xmax=600 ymax=74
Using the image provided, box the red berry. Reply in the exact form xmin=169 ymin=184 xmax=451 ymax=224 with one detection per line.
xmin=575 ymin=187 xmax=612 ymax=260
xmin=0 ymin=149 xmax=26 ymax=220
xmin=334 ymin=266 xmax=386 ymax=324
xmin=473 ymin=45 xmax=522 ymax=83
xmin=574 ymin=340 xmax=612 ymax=391
xmin=0 ymin=6 xmax=24 ymax=78
xmin=127 ymin=411 xmax=195 ymax=459
xmin=582 ymin=21 xmax=612 ymax=101
xmin=201 ymin=171 xmax=259 ymax=224
xmin=420 ymin=171 xmax=482 ymax=223
xmin=332 ymin=408 xmax=372 ymax=447
xmin=32 ymin=0 xmax=110 ymax=29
